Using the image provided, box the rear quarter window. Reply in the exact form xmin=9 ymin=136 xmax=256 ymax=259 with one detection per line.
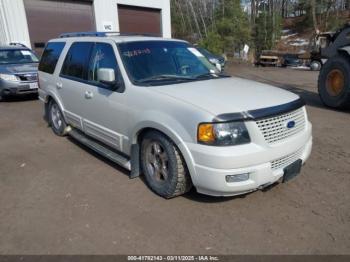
xmin=38 ymin=42 xmax=65 ymax=74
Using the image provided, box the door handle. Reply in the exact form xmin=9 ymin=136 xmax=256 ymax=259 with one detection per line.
xmin=56 ymin=82 xmax=63 ymax=89
xmin=85 ymin=91 xmax=94 ymax=99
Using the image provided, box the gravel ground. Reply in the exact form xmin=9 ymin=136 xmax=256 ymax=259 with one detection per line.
xmin=0 ymin=63 xmax=349 ymax=255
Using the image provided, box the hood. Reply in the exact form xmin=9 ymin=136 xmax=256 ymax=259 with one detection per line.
xmin=208 ymin=54 xmax=224 ymax=62
xmin=0 ymin=63 xmax=38 ymax=74
xmin=151 ymin=77 xmax=300 ymax=116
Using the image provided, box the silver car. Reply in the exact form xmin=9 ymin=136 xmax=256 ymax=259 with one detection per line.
xmin=38 ymin=32 xmax=312 ymax=198
xmin=0 ymin=44 xmax=39 ymax=101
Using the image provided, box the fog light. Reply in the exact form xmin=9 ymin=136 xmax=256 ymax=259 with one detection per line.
xmin=226 ymin=173 xmax=249 ymax=183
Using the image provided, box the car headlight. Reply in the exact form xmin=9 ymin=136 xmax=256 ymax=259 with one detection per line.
xmin=198 ymin=121 xmax=251 ymax=146
xmin=0 ymin=74 xmax=20 ymax=81
xmin=209 ymin=58 xmax=219 ymax=64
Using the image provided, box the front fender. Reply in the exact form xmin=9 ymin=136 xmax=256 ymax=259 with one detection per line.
xmin=339 ymin=46 xmax=350 ymax=56
xmin=129 ymin=111 xmax=198 ymax=180
xmin=130 ymin=111 xmax=193 ymax=145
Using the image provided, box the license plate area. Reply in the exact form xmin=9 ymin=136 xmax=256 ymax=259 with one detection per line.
xmin=29 ymin=82 xmax=38 ymax=89
xmin=283 ymin=159 xmax=302 ymax=183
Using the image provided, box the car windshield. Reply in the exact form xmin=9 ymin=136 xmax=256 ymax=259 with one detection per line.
xmin=0 ymin=49 xmax=39 ymax=64
xmin=197 ymin=47 xmax=213 ymax=57
xmin=119 ymin=41 xmax=223 ymax=85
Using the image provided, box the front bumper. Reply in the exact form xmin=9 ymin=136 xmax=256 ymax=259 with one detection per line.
xmin=183 ymin=121 xmax=312 ymax=197
xmin=0 ymin=80 xmax=38 ymax=96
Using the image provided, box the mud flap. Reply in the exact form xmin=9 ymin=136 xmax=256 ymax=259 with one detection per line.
xmin=130 ymin=144 xmax=141 ymax=179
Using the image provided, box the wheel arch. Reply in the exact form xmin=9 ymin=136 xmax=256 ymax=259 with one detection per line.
xmin=43 ymin=92 xmax=67 ymax=124
xmin=131 ymin=123 xmax=197 ymax=182
xmin=338 ymin=47 xmax=350 ymax=60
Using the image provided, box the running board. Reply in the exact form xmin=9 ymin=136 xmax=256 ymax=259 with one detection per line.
xmin=68 ymin=128 xmax=131 ymax=171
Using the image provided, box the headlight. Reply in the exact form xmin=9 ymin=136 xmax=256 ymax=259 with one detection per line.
xmin=0 ymin=74 xmax=20 ymax=81
xmin=209 ymin=58 xmax=219 ymax=64
xmin=198 ymin=121 xmax=250 ymax=146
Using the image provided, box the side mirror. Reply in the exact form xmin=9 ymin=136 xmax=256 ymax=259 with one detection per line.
xmin=97 ymin=68 xmax=117 ymax=89
xmin=215 ymin=63 xmax=222 ymax=72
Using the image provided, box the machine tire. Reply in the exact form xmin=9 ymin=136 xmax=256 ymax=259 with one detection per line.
xmin=318 ymin=55 xmax=350 ymax=109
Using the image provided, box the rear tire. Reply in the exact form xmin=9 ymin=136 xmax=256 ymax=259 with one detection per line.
xmin=48 ymin=100 xmax=67 ymax=136
xmin=141 ymin=131 xmax=192 ymax=198
xmin=318 ymin=55 xmax=350 ymax=109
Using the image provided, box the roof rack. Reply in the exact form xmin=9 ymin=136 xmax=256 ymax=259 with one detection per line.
xmin=9 ymin=42 xmax=29 ymax=48
xmin=59 ymin=31 xmax=160 ymax=38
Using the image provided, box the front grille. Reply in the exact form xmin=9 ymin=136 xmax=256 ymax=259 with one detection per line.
xmin=16 ymin=73 xmax=38 ymax=82
xmin=271 ymin=146 xmax=304 ymax=170
xmin=256 ymin=107 xmax=306 ymax=144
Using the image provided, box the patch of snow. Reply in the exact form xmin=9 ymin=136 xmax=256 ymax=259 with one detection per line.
xmin=282 ymin=29 xmax=292 ymax=34
xmin=281 ymin=33 xmax=298 ymax=39
xmin=291 ymin=65 xmax=311 ymax=70
xmin=288 ymin=38 xmax=309 ymax=46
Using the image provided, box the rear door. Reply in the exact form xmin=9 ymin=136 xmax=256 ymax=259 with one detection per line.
xmin=81 ymin=42 xmax=127 ymax=152
xmin=58 ymin=42 xmax=94 ymax=130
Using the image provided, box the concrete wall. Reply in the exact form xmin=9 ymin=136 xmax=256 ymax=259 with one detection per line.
xmin=93 ymin=0 xmax=171 ymax=38
xmin=0 ymin=0 xmax=31 ymax=47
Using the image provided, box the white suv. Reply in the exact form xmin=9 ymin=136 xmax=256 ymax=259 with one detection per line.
xmin=38 ymin=32 xmax=312 ymax=198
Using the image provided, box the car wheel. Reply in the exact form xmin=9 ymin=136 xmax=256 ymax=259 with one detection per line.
xmin=141 ymin=131 xmax=192 ymax=198
xmin=48 ymin=100 xmax=67 ymax=136
xmin=310 ymin=60 xmax=322 ymax=71
xmin=318 ymin=55 xmax=350 ymax=109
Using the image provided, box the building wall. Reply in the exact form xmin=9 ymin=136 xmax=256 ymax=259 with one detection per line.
xmin=0 ymin=0 xmax=171 ymax=48
xmin=93 ymin=0 xmax=171 ymax=38
xmin=0 ymin=0 xmax=31 ymax=47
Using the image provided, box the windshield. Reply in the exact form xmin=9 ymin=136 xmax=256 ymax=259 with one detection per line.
xmin=0 ymin=49 xmax=39 ymax=64
xmin=119 ymin=41 xmax=221 ymax=85
xmin=197 ymin=47 xmax=213 ymax=57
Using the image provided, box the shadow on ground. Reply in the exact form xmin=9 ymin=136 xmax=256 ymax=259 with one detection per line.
xmin=0 ymin=94 xmax=38 ymax=103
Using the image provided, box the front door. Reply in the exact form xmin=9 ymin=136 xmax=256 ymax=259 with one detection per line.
xmin=81 ymin=42 xmax=127 ymax=152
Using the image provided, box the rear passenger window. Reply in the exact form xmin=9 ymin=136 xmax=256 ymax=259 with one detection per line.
xmin=38 ymin=42 xmax=65 ymax=74
xmin=88 ymin=43 xmax=120 ymax=84
xmin=61 ymin=42 xmax=93 ymax=80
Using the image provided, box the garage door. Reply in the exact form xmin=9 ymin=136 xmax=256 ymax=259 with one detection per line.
xmin=118 ymin=5 xmax=161 ymax=36
xmin=24 ymin=0 xmax=95 ymax=55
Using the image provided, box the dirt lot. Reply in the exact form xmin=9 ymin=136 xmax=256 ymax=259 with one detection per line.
xmin=0 ymin=63 xmax=349 ymax=255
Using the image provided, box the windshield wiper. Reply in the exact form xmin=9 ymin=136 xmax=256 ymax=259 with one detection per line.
xmin=136 ymin=74 xmax=194 ymax=83
xmin=195 ymin=72 xmax=230 ymax=80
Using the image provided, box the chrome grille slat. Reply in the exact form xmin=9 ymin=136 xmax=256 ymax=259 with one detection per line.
xmin=271 ymin=147 xmax=304 ymax=170
xmin=256 ymin=107 xmax=306 ymax=144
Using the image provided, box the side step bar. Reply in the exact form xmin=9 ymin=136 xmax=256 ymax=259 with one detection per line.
xmin=68 ymin=128 xmax=131 ymax=171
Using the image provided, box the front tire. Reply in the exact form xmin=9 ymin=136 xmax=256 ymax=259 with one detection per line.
xmin=48 ymin=100 xmax=67 ymax=136
xmin=141 ymin=131 xmax=192 ymax=198
xmin=318 ymin=55 xmax=350 ymax=109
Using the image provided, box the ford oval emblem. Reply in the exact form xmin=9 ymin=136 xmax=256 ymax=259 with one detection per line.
xmin=287 ymin=120 xmax=296 ymax=129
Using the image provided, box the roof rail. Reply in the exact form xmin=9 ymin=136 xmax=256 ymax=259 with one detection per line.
xmin=59 ymin=31 xmax=160 ymax=38
xmin=9 ymin=42 xmax=29 ymax=48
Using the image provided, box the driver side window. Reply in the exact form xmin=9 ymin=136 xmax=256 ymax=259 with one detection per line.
xmin=88 ymin=43 xmax=120 ymax=86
